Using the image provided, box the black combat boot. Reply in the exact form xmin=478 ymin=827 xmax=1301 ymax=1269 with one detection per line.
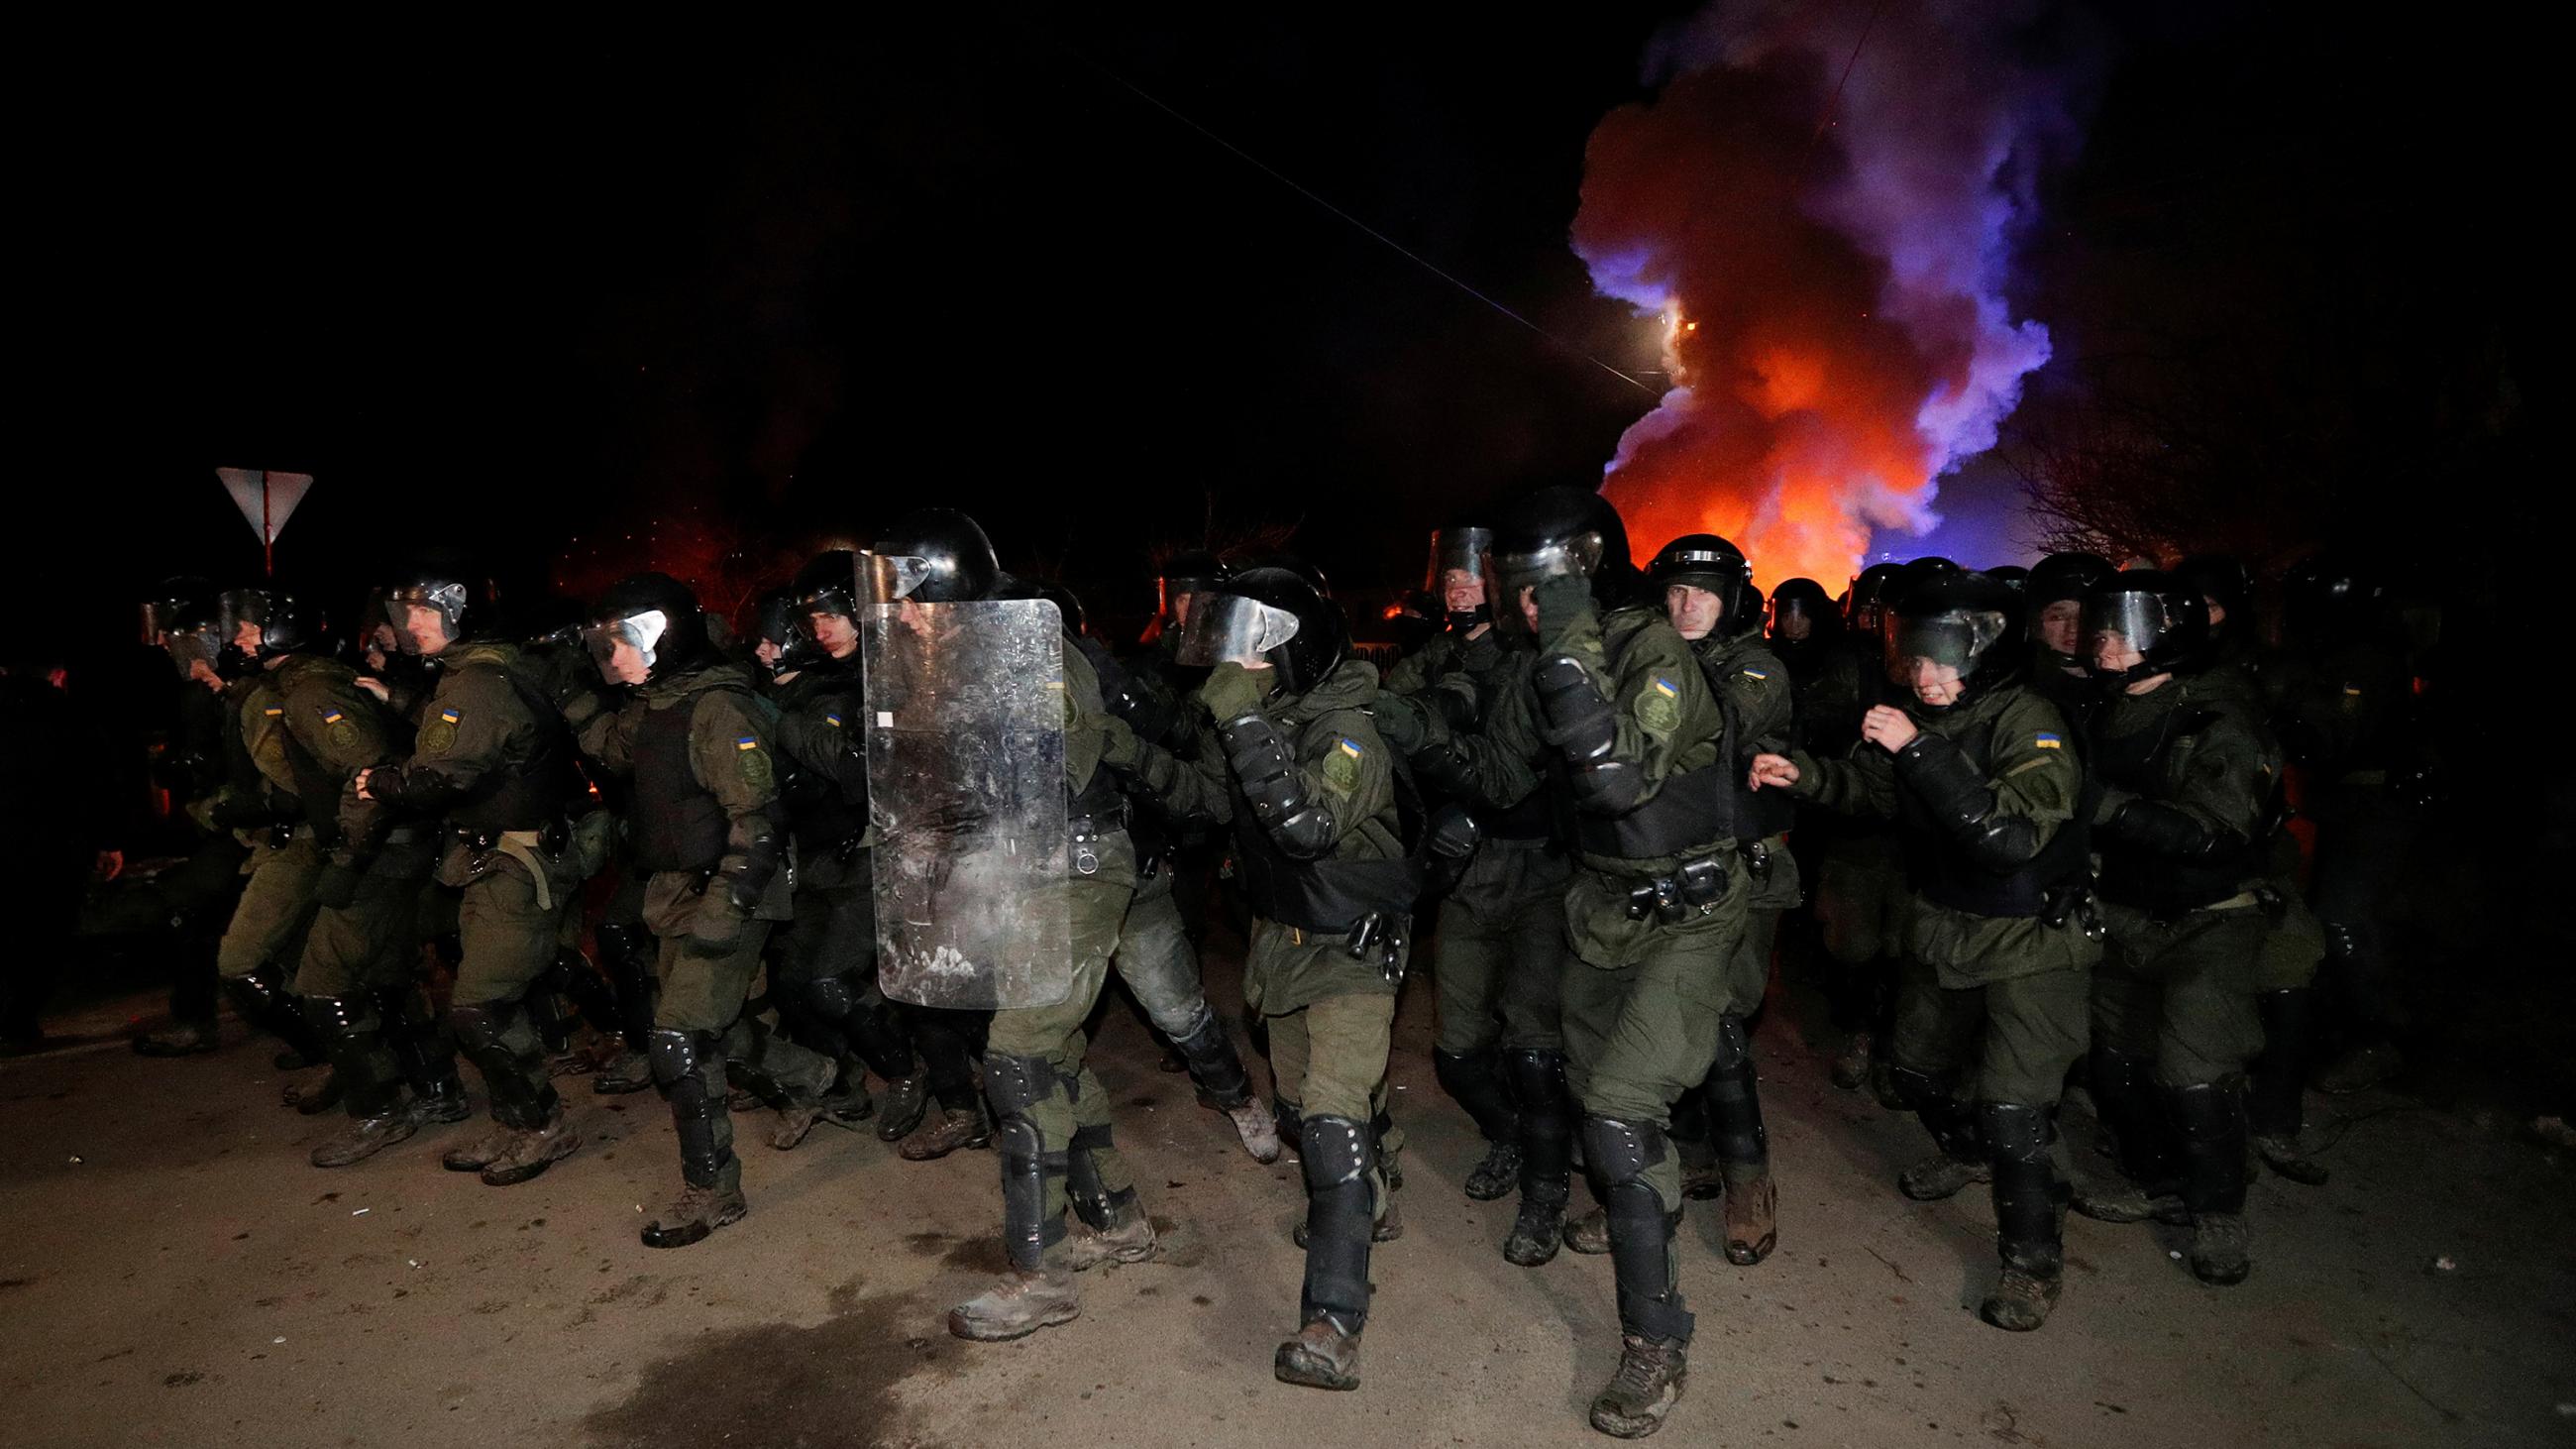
xmin=1889 ymin=1065 xmax=1989 ymax=1200
xmin=1064 ymin=1125 xmax=1158 ymax=1270
xmin=377 ymin=987 xmax=470 ymax=1125
xmin=1275 ymin=1115 xmax=1373 ymax=1391
xmin=1435 ymin=1048 xmax=1523 ymax=1200
xmin=1502 ymin=1049 xmax=1572 ymax=1268
xmin=950 ymin=1055 xmax=1081 ymax=1340
xmin=810 ymin=972 xmax=922 ymax=1139
xmin=305 ymin=995 xmax=418 ymax=1169
xmin=1704 ymin=1014 xmax=1777 ymax=1266
xmin=641 ymin=1030 xmax=746 ymax=1248
xmin=1171 ymin=1007 xmax=1280 ymax=1163
xmin=1583 ymin=1117 xmax=1692 ymax=1438
xmin=2076 ymin=1048 xmax=2186 ymax=1222
xmin=590 ymin=921 xmax=658 ymax=1095
xmin=2250 ymin=989 xmax=2328 ymax=1184
xmin=1978 ymin=1102 xmax=2068 ymax=1332
xmin=2168 ymin=1078 xmax=2253 ymax=1285
xmin=446 ymin=1001 xmax=582 ymax=1185
xmin=223 ymin=963 xmax=326 ymax=1067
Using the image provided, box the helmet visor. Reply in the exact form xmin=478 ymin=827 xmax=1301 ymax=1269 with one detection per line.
xmin=862 ymin=552 xmax=935 ymax=606
xmin=2083 ymin=592 xmax=2181 ymax=674
xmin=582 ymin=609 xmax=670 ymax=673
xmin=1428 ymin=527 xmax=1492 ymax=589
xmin=1173 ymin=594 xmax=1302 ymax=669
xmin=1890 ymin=608 xmax=2006 ymax=675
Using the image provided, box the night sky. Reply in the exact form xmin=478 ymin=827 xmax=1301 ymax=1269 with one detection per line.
xmin=19 ymin=5 xmax=2541 ymax=660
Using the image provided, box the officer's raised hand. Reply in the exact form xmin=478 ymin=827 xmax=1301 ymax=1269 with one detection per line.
xmin=1198 ymin=659 xmax=1269 ymax=723
xmin=1748 ymin=753 xmax=1800 ymax=791
xmin=1861 ymin=705 xmax=1919 ymax=753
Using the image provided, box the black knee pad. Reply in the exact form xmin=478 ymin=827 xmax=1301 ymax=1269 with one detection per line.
xmin=1708 ymin=1014 xmax=1753 ymax=1076
xmin=448 ymin=1001 xmax=513 ymax=1056
xmin=983 ymin=1053 xmax=1057 ymax=1120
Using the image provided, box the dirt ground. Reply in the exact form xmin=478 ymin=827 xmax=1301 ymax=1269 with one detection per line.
xmin=3 ymin=947 xmax=2570 ymax=1449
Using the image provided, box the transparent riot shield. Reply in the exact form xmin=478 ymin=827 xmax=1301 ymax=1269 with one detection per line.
xmin=862 ymin=598 xmax=1072 ymax=1009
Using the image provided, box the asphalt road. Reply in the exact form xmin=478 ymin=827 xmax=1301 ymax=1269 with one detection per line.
xmin=3 ymin=947 xmax=2569 ymax=1449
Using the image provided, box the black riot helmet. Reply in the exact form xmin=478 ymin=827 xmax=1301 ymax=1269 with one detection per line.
xmin=1175 ymin=565 xmax=1347 ymax=698
xmin=141 ymin=575 xmax=214 ymax=647
xmin=384 ymin=561 xmax=487 ymax=655
xmin=1768 ymin=577 xmax=1838 ymax=645
xmin=1248 ymin=551 xmax=1333 ymax=599
xmin=1886 ymin=570 xmax=2021 ymax=706
xmin=213 ymin=586 xmax=316 ymax=676
xmin=2172 ymin=554 xmax=2254 ymax=642
xmin=1154 ymin=549 xmax=1229 ymax=626
xmin=2028 ymin=551 xmax=2115 ymax=609
xmin=1383 ymin=589 xmax=1440 ymax=655
xmin=868 ymin=508 xmax=1000 ymax=605
xmin=750 ymin=588 xmax=811 ymax=677
xmin=791 ymin=549 xmax=863 ymax=625
xmin=1987 ymin=564 xmax=2031 ymax=595
xmin=1426 ymin=522 xmax=1494 ymax=629
xmin=2084 ymin=570 xmax=2212 ymax=686
xmin=1485 ymin=485 xmax=1638 ymax=627
xmin=583 ymin=572 xmax=711 ymax=685
xmin=1845 ymin=562 xmax=1902 ymax=635
xmin=160 ymin=595 xmax=229 ymax=679
xmin=1037 ymin=583 xmax=1089 ymax=639
xmin=2026 ymin=550 xmax=2115 ymax=665
xmin=1647 ymin=533 xmax=1757 ymax=638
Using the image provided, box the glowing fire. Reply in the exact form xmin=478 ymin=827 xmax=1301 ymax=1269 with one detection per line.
xmin=1572 ymin=1 xmax=2076 ymax=590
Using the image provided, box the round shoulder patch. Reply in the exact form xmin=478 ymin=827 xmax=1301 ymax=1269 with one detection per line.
xmin=417 ymin=720 xmax=458 ymax=756
xmin=1638 ymin=692 xmax=1680 ymax=734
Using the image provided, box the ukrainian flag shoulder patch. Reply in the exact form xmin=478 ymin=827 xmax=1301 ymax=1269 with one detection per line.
xmin=2033 ymin=732 xmax=2064 ymax=750
xmin=1337 ymin=737 xmax=1365 ymax=758
xmin=1741 ymin=668 xmax=1770 ymax=681
xmin=1650 ymin=676 xmax=1678 ymax=698
xmin=823 ymin=713 xmax=843 ymax=728
xmin=439 ymin=708 xmax=462 ymax=724
xmin=262 ymin=706 xmax=284 ymax=718
xmin=735 ymin=735 xmax=760 ymax=751
xmin=320 ymin=708 xmax=345 ymax=724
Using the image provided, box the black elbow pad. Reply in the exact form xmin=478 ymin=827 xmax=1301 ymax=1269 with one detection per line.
xmin=1532 ymin=655 xmax=1616 ymax=765
xmin=1570 ymin=757 xmax=1647 ymax=816
xmin=1220 ymin=715 xmax=1338 ymax=860
xmin=1962 ymin=813 xmax=2044 ymax=869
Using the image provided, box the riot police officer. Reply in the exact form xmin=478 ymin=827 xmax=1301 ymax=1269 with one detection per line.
xmin=1753 ymin=570 xmax=2097 ymax=1333
xmin=576 ymin=573 xmax=838 ymax=1246
xmin=353 ymin=565 xmax=593 ymax=1186
xmin=2072 ymin=570 xmax=2277 ymax=1284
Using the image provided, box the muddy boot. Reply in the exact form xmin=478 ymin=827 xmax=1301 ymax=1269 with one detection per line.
xmin=1277 ymin=1114 xmax=1374 ymax=1392
xmin=1563 ymin=1204 xmax=1611 ymax=1255
xmin=2314 ymin=1038 xmax=2401 ymax=1095
xmin=763 ymin=1051 xmax=848 ymax=1152
xmin=591 ymin=1047 xmax=654 ymax=1095
xmin=1720 ymin=1166 xmax=1777 ymax=1267
xmin=2250 ymin=988 xmax=2328 ymax=1184
xmin=1830 ymin=1030 xmax=1875 ymax=1092
xmin=441 ymin=1124 xmax=518 ymax=1173
xmin=875 ymin=1069 xmax=932 ymax=1142
xmin=2169 ymin=1078 xmax=2253 ymax=1285
xmin=1585 ymin=1116 xmax=1694 ymax=1438
xmin=482 ymin=1115 xmax=583 ymax=1187
xmin=1435 ymin=1048 xmax=1521 ymax=1200
xmin=1274 ymin=1315 xmax=1362 ymax=1392
xmin=950 ymin=1251 xmax=1081 ymax=1341
xmin=1702 ymin=1015 xmax=1774 ymax=1264
xmin=1064 ymin=1196 xmax=1158 ymax=1271
xmin=1503 ymin=1048 xmax=1573 ymax=1268
xmin=134 ymin=1019 xmax=220 ymax=1057
xmin=901 ymin=1104 xmax=990 ymax=1161
xmin=379 ymin=987 xmax=469 ymax=1125
xmin=1223 ymin=1099 xmax=1283 ymax=1163
xmin=640 ymin=1030 xmax=746 ymax=1249
xmin=1167 ymin=1010 xmax=1280 ymax=1163
xmin=2069 ymin=1173 xmax=2187 ymax=1225
xmin=1891 ymin=1064 xmax=1989 ymax=1200
xmin=1977 ymin=1103 xmax=2067 ymax=1332
xmin=953 ymin=1057 xmax=1080 ymax=1341
xmin=305 ymin=995 xmax=418 ymax=1168
xmin=310 ymin=1108 xmax=418 ymax=1168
